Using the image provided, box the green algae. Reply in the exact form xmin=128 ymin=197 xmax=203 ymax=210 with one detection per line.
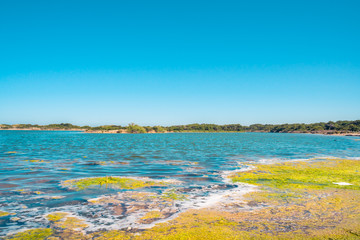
xmin=46 ymin=212 xmax=68 ymax=222
xmin=13 ymin=189 xmax=44 ymax=195
xmin=56 ymin=216 xmax=88 ymax=229
xmin=6 ymin=158 xmax=360 ymax=240
xmin=160 ymin=189 xmax=187 ymax=201
xmin=128 ymin=191 xmax=360 ymax=240
xmin=126 ymin=158 xmax=360 ymax=239
xmin=141 ymin=210 xmax=164 ymax=220
xmin=46 ymin=212 xmax=88 ymax=230
xmin=6 ymin=228 xmax=53 ymax=240
xmin=14 ymin=188 xmax=360 ymax=239
xmin=63 ymin=176 xmax=167 ymax=190
xmin=90 ymin=230 xmax=131 ymax=240
xmin=231 ymin=158 xmax=360 ymax=190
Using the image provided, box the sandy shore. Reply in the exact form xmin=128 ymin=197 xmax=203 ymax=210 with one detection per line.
xmin=1 ymin=128 xmax=360 ymax=136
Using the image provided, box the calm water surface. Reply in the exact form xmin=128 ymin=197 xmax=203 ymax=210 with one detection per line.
xmin=0 ymin=131 xmax=359 ymax=234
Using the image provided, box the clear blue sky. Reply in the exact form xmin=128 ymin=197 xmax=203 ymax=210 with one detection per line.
xmin=0 ymin=0 xmax=359 ymax=126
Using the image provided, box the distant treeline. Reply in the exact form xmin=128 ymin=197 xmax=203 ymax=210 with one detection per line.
xmin=1 ymin=120 xmax=360 ymax=134
xmin=0 ymin=123 xmax=89 ymax=130
xmin=164 ymin=120 xmax=360 ymax=133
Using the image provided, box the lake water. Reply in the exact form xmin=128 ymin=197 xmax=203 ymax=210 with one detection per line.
xmin=0 ymin=131 xmax=359 ymax=235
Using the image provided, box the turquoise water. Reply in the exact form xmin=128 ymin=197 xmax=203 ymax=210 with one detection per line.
xmin=0 ymin=131 xmax=359 ymax=234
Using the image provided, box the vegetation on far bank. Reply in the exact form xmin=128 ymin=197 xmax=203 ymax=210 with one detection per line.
xmin=1 ymin=120 xmax=360 ymax=134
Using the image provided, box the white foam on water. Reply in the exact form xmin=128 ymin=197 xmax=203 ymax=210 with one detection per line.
xmin=82 ymin=164 xmax=259 ymax=232
xmin=1 ymin=163 xmax=261 ymax=237
xmin=333 ymin=182 xmax=353 ymax=186
xmin=65 ymin=155 xmax=359 ymax=233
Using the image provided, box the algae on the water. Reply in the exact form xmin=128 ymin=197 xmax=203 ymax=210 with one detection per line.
xmin=141 ymin=210 xmax=164 ymax=220
xmin=46 ymin=212 xmax=88 ymax=230
xmin=62 ymin=176 xmax=168 ymax=190
xmin=4 ymin=157 xmax=360 ymax=240
xmin=160 ymin=189 xmax=187 ymax=201
xmin=46 ymin=212 xmax=68 ymax=222
xmin=231 ymin=158 xmax=360 ymax=190
xmin=5 ymin=228 xmax=53 ymax=240
xmin=0 ymin=211 xmax=12 ymax=217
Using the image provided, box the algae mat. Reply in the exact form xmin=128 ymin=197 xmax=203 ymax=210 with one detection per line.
xmin=4 ymin=158 xmax=360 ymax=240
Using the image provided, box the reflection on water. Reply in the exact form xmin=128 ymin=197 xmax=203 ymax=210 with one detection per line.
xmin=0 ymin=131 xmax=359 ymax=235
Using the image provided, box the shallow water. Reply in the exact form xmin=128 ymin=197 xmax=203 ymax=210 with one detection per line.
xmin=0 ymin=131 xmax=359 ymax=235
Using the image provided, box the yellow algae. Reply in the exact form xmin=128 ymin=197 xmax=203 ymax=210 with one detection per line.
xmin=6 ymin=151 xmax=17 ymax=154
xmin=5 ymin=158 xmax=360 ymax=240
xmin=23 ymin=159 xmax=49 ymax=163
xmin=0 ymin=211 xmax=13 ymax=217
xmin=101 ymin=158 xmax=360 ymax=240
xmin=13 ymin=189 xmax=45 ymax=195
xmin=5 ymin=228 xmax=53 ymax=240
xmin=47 ymin=212 xmax=88 ymax=231
xmin=62 ymin=176 xmax=167 ymax=190
xmin=141 ymin=210 xmax=164 ymax=220
xmin=160 ymin=189 xmax=187 ymax=201
xmin=124 ymin=189 xmax=360 ymax=240
xmin=90 ymin=230 xmax=131 ymax=240
xmin=56 ymin=216 xmax=88 ymax=229
xmin=231 ymin=158 xmax=360 ymax=190
xmin=14 ymin=189 xmax=26 ymax=192
xmin=52 ymin=230 xmax=87 ymax=240
xmin=46 ymin=212 xmax=68 ymax=222
xmin=15 ymin=189 xmax=30 ymax=194
xmin=131 ymin=210 xmax=249 ymax=240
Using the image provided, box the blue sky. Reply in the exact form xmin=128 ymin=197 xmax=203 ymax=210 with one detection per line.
xmin=0 ymin=0 xmax=359 ymax=126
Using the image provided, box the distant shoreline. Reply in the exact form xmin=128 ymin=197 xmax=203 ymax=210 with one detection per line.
xmin=0 ymin=128 xmax=83 ymax=131
xmin=1 ymin=120 xmax=359 ymax=135
xmin=1 ymin=128 xmax=360 ymax=136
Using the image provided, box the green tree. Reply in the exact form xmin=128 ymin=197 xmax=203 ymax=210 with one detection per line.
xmin=153 ymin=126 xmax=166 ymax=133
xmin=127 ymin=123 xmax=146 ymax=133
